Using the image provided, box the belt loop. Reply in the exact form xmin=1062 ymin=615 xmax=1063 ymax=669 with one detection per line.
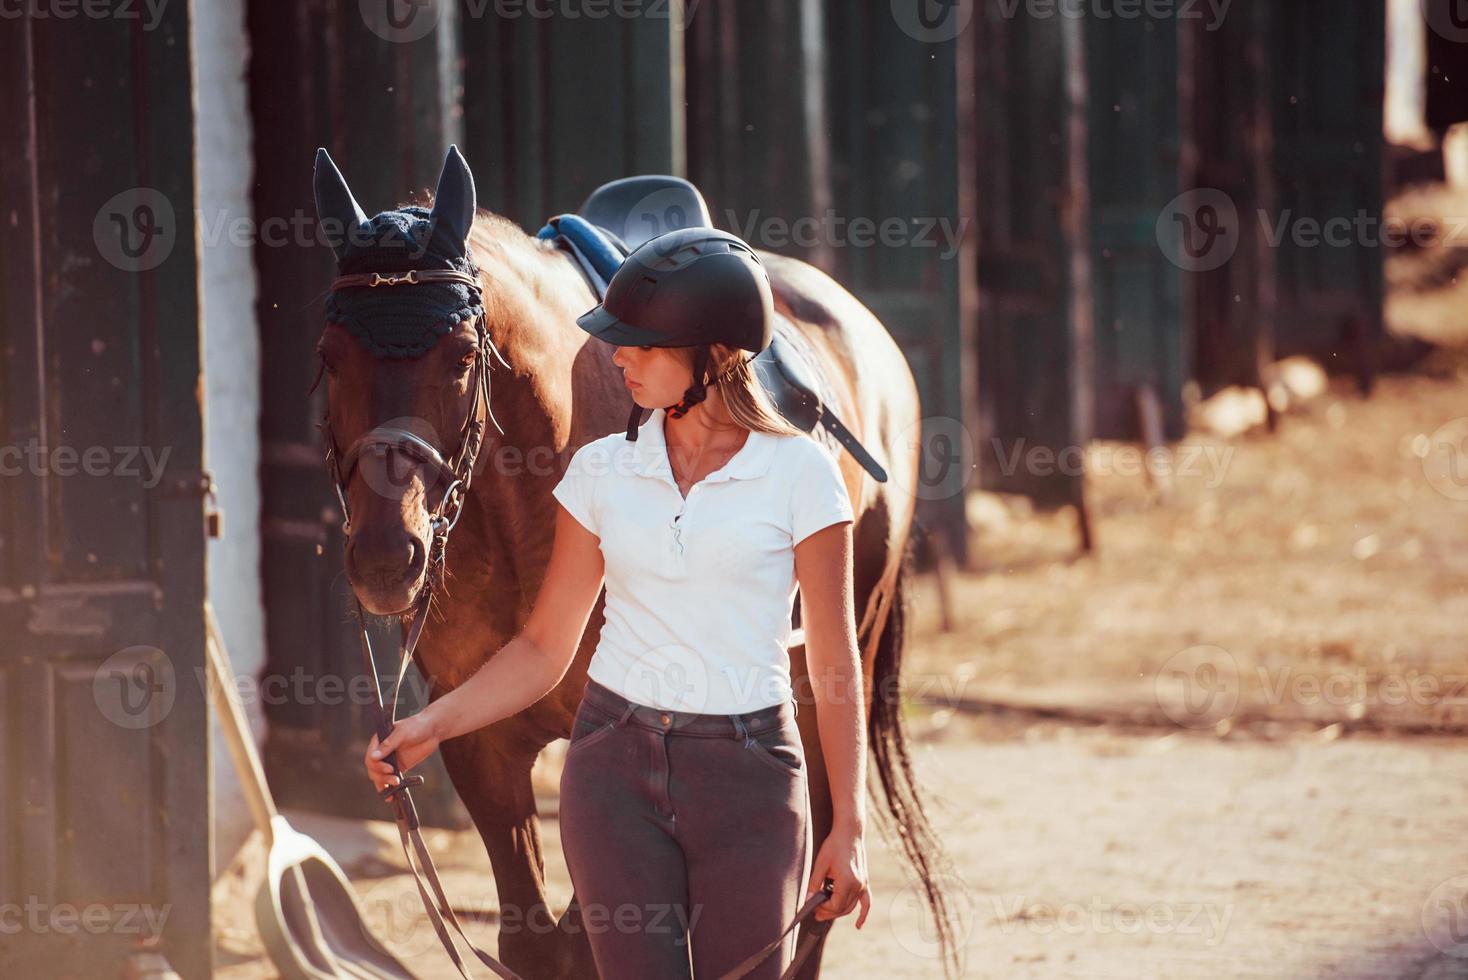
xmin=791 ymin=695 xmax=799 ymax=719
xmin=617 ymin=702 xmax=637 ymax=726
xmin=731 ymin=712 xmax=752 ymax=746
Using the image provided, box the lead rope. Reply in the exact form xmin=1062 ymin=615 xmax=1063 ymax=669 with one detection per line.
xmin=355 ymin=590 xmax=524 ymax=980
xmin=716 ymin=877 xmax=835 ymax=980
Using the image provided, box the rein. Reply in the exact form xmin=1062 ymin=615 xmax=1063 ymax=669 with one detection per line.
xmin=319 ymin=264 xmax=832 ymax=979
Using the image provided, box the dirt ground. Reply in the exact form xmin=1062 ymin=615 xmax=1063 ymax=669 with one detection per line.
xmin=213 ymin=351 xmax=1468 ymax=979
xmin=212 ymin=727 xmax=1468 ymax=980
xmin=927 ymin=346 xmax=1468 ymax=733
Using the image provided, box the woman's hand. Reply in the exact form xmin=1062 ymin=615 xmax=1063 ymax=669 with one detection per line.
xmin=363 ymin=711 xmax=442 ymax=794
xmin=804 ymin=820 xmax=871 ymax=928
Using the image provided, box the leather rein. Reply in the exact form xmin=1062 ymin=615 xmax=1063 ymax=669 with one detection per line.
xmin=317 ymin=266 xmax=831 ymax=980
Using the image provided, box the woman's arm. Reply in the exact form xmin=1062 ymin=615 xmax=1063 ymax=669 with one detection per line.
xmin=365 ymin=504 xmax=604 ymax=788
xmin=794 ymin=518 xmax=872 ymax=927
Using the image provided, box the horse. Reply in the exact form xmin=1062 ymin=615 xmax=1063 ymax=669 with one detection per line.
xmin=312 ymin=146 xmax=959 ymax=979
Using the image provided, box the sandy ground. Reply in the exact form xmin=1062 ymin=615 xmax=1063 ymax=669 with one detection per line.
xmin=212 ymin=726 xmax=1468 ymax=980
xmin=212 ymin=345 xmax=1468 ymax=978
xmin=924 ymin=347 xmax=1468 ymax=737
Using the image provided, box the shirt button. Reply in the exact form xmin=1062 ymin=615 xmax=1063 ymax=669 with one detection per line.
xmin=660 ymin=713 xmax=671 ymax=726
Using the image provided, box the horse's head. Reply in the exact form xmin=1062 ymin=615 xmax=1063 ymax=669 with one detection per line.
xmin=312 ymin=145 xmax=504 ymax=616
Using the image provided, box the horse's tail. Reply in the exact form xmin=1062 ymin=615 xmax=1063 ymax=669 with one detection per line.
xmin=866 ymin=515 xmax=963 ymax=978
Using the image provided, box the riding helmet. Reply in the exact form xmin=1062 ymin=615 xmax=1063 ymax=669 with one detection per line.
xmin=574 ymin=227 xmax=775 ymax=441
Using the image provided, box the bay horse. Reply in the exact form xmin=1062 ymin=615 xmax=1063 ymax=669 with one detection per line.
xmin=312 ymin=146 xmax=959 ymax=978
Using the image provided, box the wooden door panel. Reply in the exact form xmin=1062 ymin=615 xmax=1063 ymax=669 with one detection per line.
xmin=0 ymin=5 xmax=210 ymax=976
xmin=974 ymin=4 xmax=1087 ymax=506
xmin=817 ymin=0 xmax=971 ymax=558
xmin=1086 ymin=16 xmax=1185 ymax=440
xmin=1271 ymin=0 xmax=1385 ymax=363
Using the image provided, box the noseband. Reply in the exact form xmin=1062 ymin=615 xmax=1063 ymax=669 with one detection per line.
xmin=316 ymin=268 xmax=510 ymax=570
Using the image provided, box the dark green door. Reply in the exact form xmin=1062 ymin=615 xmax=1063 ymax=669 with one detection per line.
xmin=1270 ymin=0 xmax=1385 ymax=382
xmin=818 ymin=0 xmax=973 ymax=564
xmin=0 ymin=7 xmax=211 ymax=977
xmin=461 ymin=4 xmax=680 ymax=227
xmin=685 ymin=0 xmax=834 ymax=265
xmin=1086 ymin=15 xmax=1186 ymax=440
xmin=1183 ymin=0 xmax=1385 ymax=394
xmin=974 ymin=5 xmax=1093 ymax=507
xmin=1181 ymin=4 xmax=1278 ymax=395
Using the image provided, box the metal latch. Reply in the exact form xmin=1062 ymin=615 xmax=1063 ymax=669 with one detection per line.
xmin=165 ymin=469 xmax=224 ymax=539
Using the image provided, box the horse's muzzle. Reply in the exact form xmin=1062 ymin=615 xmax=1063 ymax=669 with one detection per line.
xmin=346 ymin=528 xmax=427 ymax=615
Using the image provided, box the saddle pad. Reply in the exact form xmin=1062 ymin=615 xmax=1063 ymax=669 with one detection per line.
xmin=536 ymin=214 xmax=627 ymax=298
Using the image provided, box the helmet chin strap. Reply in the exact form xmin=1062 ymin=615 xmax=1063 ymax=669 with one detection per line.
xmin=625 ymin=344 xmax=714 ymax=442
xmin=625 ymin=403 xmax=646 ymax=442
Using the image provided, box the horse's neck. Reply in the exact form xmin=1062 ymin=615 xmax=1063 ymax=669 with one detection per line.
xmin=452 ymin=218 xmax=607 ymax=636
xmin=474 ymin=210 xmax=607 ymax=383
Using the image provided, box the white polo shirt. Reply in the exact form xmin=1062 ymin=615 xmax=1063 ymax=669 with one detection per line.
xmin=551 ymin=406 xmax=855 ymax=713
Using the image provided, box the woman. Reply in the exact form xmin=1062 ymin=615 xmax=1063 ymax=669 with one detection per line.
xmin=364 ymin=227 xmax=871 ymax=978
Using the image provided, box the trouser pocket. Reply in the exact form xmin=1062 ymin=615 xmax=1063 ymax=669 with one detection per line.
xmin=565 ymin=700 xmax=620 ymax=757
xmin=745 ymin=718 xmax=805 ymax=777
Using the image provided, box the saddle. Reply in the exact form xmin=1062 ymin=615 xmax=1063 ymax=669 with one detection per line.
xmin=537 ymin=176 xmax=888 ymax=483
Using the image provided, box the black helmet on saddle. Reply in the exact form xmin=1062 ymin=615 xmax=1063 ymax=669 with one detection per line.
xmin=574 ymin=226 xmax=775 ymax=441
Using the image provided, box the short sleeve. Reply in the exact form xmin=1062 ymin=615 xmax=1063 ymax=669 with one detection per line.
xmin=552 ymin=441 xmax=601 ymax=536
xmin=790 ymin=441 xmax=855 ymax=546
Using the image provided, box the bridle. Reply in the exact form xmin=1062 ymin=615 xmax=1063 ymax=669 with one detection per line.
xmin=317 ymin=267 xmax=527 ymax=980
xmin=318 ymin=268 xmax=509 ymax=558
xmin=316 ymin=266 xmax=833 ymax=980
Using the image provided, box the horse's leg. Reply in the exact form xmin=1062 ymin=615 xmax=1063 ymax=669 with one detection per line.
xmin=786 ymin=507 xmax=896 ymax=978
xmin=863 ymin=527 xmax=964 ymax=978
xmin=789 ymin=638 xmax=836 ymax=976
xmin=437 ymin=727 xmax=597 ymax=979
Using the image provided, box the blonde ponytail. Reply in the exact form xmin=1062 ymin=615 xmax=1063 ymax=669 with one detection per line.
xmin=697 ymin=342 xmax=805 ymax=437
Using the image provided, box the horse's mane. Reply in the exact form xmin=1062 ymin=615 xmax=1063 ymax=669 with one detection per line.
xmin=454 ymin=208 xmax=596 ymax=369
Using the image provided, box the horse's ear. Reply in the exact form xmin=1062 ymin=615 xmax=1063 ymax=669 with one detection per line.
xmin=314 ymin=147 xmax=370 ymax=263
xmin=428 ymin=144 xmax=476 ymax=255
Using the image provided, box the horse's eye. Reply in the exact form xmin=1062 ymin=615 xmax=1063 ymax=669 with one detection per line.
xmin=459 ymin=348 xmax=478 ymax=368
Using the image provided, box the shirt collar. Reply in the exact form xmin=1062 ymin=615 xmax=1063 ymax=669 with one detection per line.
xmin=631 ymin=407 xmax=778 ymax=485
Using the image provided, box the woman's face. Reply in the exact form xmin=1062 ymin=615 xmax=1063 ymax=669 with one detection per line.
xmin=611 ymin=345 xmax=692 ymax=408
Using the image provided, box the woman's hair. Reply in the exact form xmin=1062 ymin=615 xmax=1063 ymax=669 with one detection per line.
xmin=693 ymin=343 xmax=806 ymax=437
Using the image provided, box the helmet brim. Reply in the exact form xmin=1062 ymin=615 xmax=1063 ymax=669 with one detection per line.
xmin=575 ymin=305 xmax=672 ymax=347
